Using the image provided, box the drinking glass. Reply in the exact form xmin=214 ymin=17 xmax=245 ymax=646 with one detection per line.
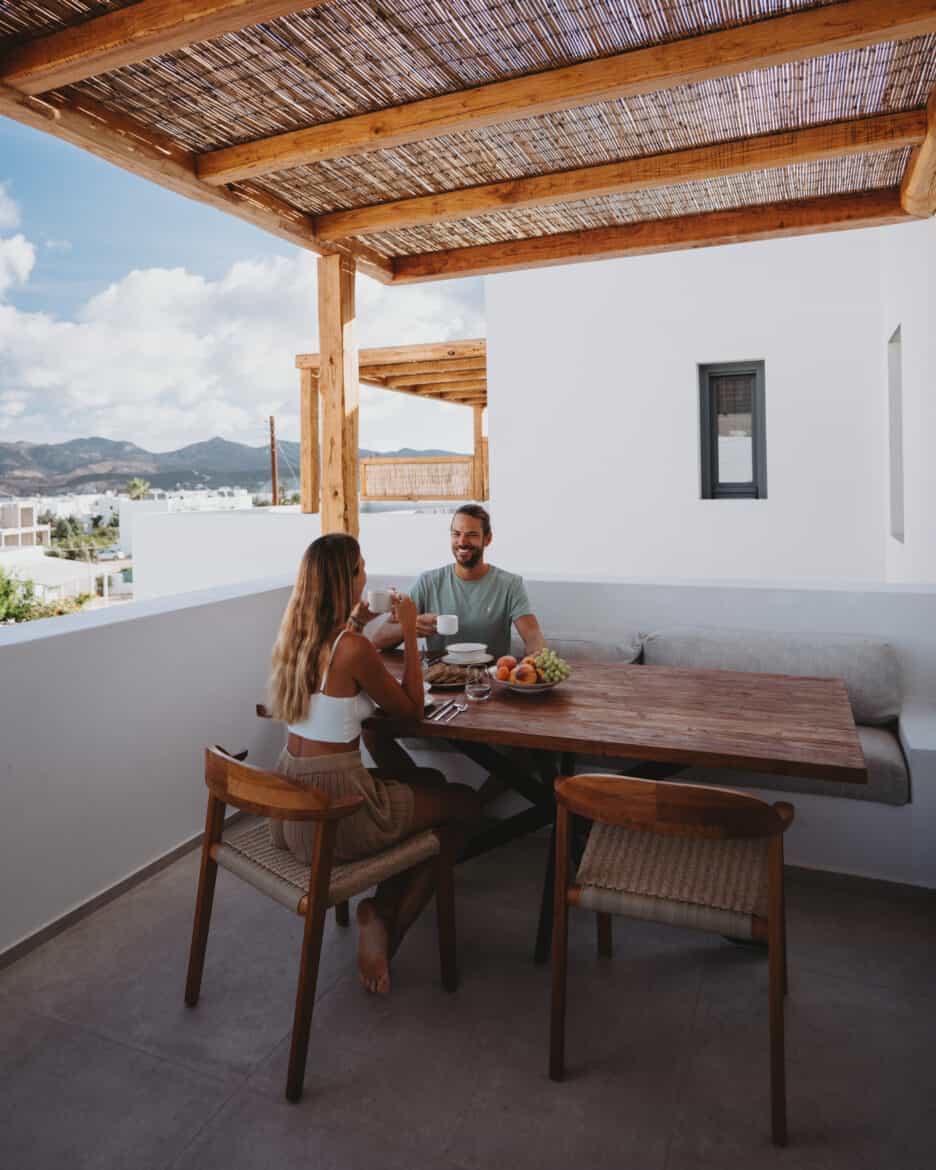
xmin=465 ymin=664 xmax=492 ymax=702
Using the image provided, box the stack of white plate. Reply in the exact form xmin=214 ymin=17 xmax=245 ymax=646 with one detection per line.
xmin=442 ymin=642 xmax=492 ymax=665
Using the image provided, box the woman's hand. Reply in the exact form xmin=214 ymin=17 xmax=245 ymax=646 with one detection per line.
xmin=395 ymin=593 xmax=419 ymax=638
xmin=346 ymin=599 xmax=376 ymax=633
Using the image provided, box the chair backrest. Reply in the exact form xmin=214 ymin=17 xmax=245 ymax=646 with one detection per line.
xmin=555 ymin=773 xmax=790 ymax=840
xmin=205 ymin=747 xmax=357 ymax=822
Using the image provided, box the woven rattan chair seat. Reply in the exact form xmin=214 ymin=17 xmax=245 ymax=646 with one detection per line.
xmin=214 ymin=820 xmax=440 ymax=914
xmin=575 ymin=821 xmax=769 ymax=938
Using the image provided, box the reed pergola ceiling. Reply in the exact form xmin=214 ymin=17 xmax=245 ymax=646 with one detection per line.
xmin=2 ymin=1 xmax=935 ymax=283
xmin=296 ymin=340 xmax=487 ymax=407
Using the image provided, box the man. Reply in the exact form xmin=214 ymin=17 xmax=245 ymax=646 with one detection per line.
xmin=372 ymin=504 xmax=544 ymax=660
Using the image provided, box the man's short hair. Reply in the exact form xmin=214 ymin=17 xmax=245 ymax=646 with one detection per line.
xmin=453 ymin=503 xmax=491 ymax=537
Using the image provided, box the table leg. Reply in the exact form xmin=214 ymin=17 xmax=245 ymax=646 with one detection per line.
xmin=534 ymin=818 xmax=557 ymax=964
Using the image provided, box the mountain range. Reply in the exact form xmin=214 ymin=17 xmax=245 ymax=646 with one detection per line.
xmin=0 ymin=437 xmax=462 ymax=496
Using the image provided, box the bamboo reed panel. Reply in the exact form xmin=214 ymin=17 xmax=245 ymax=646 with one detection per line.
xmin=3 ymin=2 xmax=933 ymax=267
xmin=364 ymin=149 xmax=911 ymax=256
xmin=361 ymin=456 xmax=473 ymax=501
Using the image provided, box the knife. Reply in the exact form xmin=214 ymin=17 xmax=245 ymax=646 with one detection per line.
xmin=428 ymin=698 xmax=457 ymax=722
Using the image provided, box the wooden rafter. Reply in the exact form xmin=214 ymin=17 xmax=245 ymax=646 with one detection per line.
xmin=197 ymin=0 xmax=936 ymax=184
xmin=392 ymin=189 xmax=910 ymax=282
xmin=297 ymin=340 xmax=487 ymax=408
xmin=382 ymin=370 xmax=487 ymax=388
xmin=0 ymin=2 xmax=325 ymax=96
xmin=356 ymin=358 xmax=485 ymax=378
xmin=901 ymin=87 xmax=936 ymax=217
xmin=297 ymin=341 xmax=486 ymax=369
xmin=315 ymin=111 xmax=927 ymax=240
xmin=0 ymin=83 xmax=393 ymax=282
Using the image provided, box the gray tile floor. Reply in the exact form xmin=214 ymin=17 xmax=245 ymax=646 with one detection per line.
xmin=1 ymin=832 xmax=934 ymax=1170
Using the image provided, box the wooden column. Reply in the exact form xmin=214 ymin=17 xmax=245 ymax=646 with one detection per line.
xmin=481 ymin=435 xmax=490 ymax=501
xmin=317 ymin=254 xmax=359 ymax=535
xmin=472 ymin=405 xmax=484 ymax=501
xmin=299 ymin=369 xmax=319 ymax=513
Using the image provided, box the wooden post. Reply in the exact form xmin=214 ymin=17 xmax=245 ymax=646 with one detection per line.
xmin=481 ymin=435 xmax=490 ymax=500
xmin=299 ymin=368 xmax=319 ymax=513
xmin=269 ymin=415 xmax=279 ymax=505
xmin=472 ymin=405 xmax=484 ymax=501
xmin=317 ymin=254 xmax=359 ymax=536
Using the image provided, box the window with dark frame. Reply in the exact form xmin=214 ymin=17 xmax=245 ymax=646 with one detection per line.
xmin=699 ymin=361 xmax=767 ymax=499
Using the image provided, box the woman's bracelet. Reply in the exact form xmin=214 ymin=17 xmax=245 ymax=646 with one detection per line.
xmin=347 ymin=615 xmax=365 ymax=632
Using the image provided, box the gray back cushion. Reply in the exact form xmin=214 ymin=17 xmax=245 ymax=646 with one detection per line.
xmin=642 ymin=627 xmax=900 ymax=726
xmin=511 ymin=633 xmax=642 ymax=664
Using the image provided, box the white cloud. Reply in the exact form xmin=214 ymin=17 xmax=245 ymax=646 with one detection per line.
xmin=0 ymin=183 xmax=19 ymax=231
xmin=44 ymin=238 xmax=72 ymax=252
xmin=0 ymin=227 xmax=483 ymax=451
xmin=0 ymin=234 xmax=35 ymax=296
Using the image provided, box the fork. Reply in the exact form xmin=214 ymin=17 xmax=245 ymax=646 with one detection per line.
xmin=440 ymin=702 xmax=468 ymax=724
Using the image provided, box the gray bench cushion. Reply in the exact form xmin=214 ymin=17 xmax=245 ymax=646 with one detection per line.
xmin=642 ymin=627 xmax=900 ymax=726
xmin=511 ymin=633 xmax=642 ymax=663
xmin=674 ymin=727 xmax=909 ymax=806
xmin=573 ymin=726 xmax=909 ymax=806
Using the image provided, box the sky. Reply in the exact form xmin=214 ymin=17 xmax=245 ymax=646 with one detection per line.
xmin=0 ymin=118 xmax=485 ymax=454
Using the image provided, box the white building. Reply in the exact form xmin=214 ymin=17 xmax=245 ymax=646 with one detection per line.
xmin=0 ymin=500 xmax=51 ymax=550
xmin=37 ymin=493 xmax=120 ymax=527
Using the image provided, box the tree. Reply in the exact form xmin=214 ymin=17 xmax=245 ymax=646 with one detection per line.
xmin=126 ymin=478 xmax=150 ymax=500
xmin=0 ymin=566 xmax=38 ymax=622
xmin=0 ymin=567 xmax=90 ymax=624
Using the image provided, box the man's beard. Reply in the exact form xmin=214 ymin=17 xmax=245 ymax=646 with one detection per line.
xmin=454 ymin=546 xmax=483 ymax=569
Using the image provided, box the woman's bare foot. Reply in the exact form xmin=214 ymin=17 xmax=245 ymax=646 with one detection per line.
xmin=356 ymin=899 xmax=391 ymax=995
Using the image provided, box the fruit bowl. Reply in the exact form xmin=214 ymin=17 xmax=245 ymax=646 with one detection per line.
xmin=488 ymin=667 xmax=564 ymax=695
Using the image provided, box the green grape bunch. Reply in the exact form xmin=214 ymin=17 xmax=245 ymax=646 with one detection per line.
xmin=532 ymin=647 xmax=572 ymax=684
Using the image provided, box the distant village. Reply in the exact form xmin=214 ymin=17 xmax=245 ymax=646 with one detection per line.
xmin=0 ymin=484 xmax=257 ymax=622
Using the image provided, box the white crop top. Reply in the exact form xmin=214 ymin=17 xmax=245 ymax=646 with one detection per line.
xmin=287 ymin=629 xmax=376 ymax=744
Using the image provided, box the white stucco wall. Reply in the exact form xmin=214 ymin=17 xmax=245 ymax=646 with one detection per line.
xmin=879 ymin=218 xmax=936 ymax=584
xmin=485 ymin=227 xmax=893 ymax=582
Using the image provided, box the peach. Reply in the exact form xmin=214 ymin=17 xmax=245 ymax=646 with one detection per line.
xmin=497 ymin=655 xmax=518 ymax=671
xmin=495 ymin=665 xmax=511 ymax=681
xmin=511 ymin=663 xmax=538 ymax=685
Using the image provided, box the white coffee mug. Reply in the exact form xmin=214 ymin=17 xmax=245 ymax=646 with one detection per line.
xmin=367 ymin=588 xmax=392 ymax=614
xmin=436 ymin=614 xmax=459 ymax=636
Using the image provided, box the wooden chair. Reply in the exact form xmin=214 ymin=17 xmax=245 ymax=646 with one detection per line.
xmin=550 ymin=774 xmax=793 ymax=1146
xmin=255 ymin=702 xmax=351 ymax=927
xmin=185 ymin=747 xmax=458 ymax=1102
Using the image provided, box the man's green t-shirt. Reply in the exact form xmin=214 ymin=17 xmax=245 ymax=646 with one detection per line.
xmin=409 ymin=564 xmax=531 ymax=660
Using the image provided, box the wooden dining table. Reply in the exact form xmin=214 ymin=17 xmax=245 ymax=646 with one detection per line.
xmin=368 ymin=657 xmax=867 ymax=959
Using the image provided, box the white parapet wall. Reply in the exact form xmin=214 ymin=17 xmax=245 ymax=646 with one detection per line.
xmin=132 ymin=507 xmax=464 ymax=600
xmin=1 ymin=571 xmax=935 ymax=959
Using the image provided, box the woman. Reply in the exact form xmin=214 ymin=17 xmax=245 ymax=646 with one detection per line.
xmin=269 ymin=533 xmax=480 ymax=995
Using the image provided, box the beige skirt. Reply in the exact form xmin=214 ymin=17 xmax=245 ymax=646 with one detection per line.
xmin=269 ymin=748 xmax=416 ymax=864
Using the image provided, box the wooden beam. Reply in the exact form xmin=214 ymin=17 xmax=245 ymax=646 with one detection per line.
xmin=295 ymin=340 xmax=485 ymax=369
xmin=382 ymin=370 xmax=488 ymax=388
xmin=392 ymin=189 xmax=911 ymax=282
xmin=315 ymin=111 xmax=927 ymax=240
xmin=414 ymin=381 xmax=487 ymax=395
xmin=197 ymin=0 xmax=936 ymax=184
xmin=472 ymin=406 xmax=484 ymax=501
xmin=359 ymin=358 xmax=485 ymax=378
xmin=317 ymin=255 xmax=359 ymax=537
xmin=299 ymin=368 xmax=319 ymax=514
xmin=901 ymin=87 xmax=936 ymax=217
xmin=1 ymin=2 xmax=327 ymax=96
xmin=0 ymin=83 xmax=393 ymax=282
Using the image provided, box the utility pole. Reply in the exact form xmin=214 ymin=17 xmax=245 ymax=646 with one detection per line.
xmin=269 ymin=415 xmax=279 ymax=506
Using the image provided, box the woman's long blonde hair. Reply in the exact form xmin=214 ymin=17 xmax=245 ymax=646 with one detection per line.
xmin=269 ymin=533 xmax=361 ymax=724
